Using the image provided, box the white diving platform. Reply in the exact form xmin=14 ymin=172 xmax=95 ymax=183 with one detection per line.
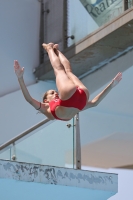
xmin=0 ymin=159 xmax=118 ymax=200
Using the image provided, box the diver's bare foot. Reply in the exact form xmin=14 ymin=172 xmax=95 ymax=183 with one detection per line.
xmin=42 ymin=43 xmax=54 ymax=52
xmin=53 ymin=44 xmax=59 ymax=50
xmin=42 ymin=43 xmax=47 ymax=51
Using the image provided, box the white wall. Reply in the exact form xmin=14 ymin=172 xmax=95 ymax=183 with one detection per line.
xmin=0 ymin=0 xmax=40 ymax=97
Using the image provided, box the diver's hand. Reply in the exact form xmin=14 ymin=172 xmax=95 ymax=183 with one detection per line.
xmin=111 ymin=72 xmax=122 ymax=88
xmin=14 ymin=60 xmax=24 ymax=78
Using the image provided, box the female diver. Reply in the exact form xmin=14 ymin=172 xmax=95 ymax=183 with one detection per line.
xmin=14 ymin=43 xmax=122 ymax=121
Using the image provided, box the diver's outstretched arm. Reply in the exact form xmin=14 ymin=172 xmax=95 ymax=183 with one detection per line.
xmin=83 ymin=72 xmax=122 ymax=110
xmin=14 ymin=60 xmax=42 ymax=111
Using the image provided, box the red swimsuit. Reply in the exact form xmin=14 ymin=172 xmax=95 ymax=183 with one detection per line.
xmin=49 ymin=87 xmax=87 ymax=121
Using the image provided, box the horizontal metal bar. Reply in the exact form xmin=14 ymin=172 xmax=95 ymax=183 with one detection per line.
xmin=0 ymin=118 xmax=50 ymax=151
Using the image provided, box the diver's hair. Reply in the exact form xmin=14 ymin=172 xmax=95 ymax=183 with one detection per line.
xmin=42 ymin=91 xmax=49 ymax=102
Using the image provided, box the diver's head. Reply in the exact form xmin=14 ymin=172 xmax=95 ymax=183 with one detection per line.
xmin=43 ymin=90 xmax=59 ymax=103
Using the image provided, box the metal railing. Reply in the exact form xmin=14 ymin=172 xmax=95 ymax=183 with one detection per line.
xmin=0 ymin=118 xmax=50 ymax=151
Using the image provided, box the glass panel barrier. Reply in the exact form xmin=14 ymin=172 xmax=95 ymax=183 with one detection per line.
xmin=0 ymin=146 xmax=11 ymax=160
xmin=67 ymin=0 xmax=124 ymax=47
xmin=0 ymin=119 xmax=74 ymax=168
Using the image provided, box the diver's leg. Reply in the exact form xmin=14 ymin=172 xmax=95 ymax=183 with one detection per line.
xmin=53 ymin=44 xmax=89 ymax=99
xmin=42 ymin=43 xmax=77 ymax=100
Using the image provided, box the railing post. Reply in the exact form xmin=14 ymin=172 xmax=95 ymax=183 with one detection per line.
xmin=75 ymin=113 xmax=81 ymax=169
xmin=11 ymin=142 xmax=16 ymax=161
